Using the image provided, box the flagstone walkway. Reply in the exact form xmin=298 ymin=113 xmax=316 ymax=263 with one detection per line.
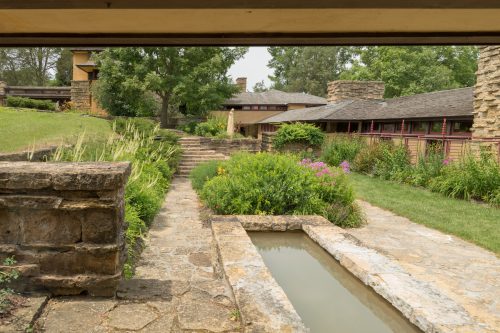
xmin=35 ymin=178 xmax=241 ymax=332
xmin=347 ymin=200 xmax=500 ymax=332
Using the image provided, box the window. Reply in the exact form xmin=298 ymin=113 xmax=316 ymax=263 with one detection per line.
xmin=452 ymin=121 xmax=472 ymax=133
xmin=259 ymin=105 xmax=268 ymax=110
xmin=395 ymin=122 xmax=409 ymax=132
xmin=430 ymin=121 xmax=444 ymax=133
xmin=382 ymin=123 xmax=395 ymax=132
xmin=411 ymin=121 xmax=428 ymax=133
xmin=251 ymin=105 xmax=259 ymax=110
xmin=242 ymin=106 xmax=251 ymax=110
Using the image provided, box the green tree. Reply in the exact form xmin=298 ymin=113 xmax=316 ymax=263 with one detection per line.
xmin=267 ymin=46 xmax=354 ymax=97
xmin=54 ymin=49 xmax=73 ymax=86
xmin=0 ymin=48 xmax=61 ymax=86
xmin=94 ymin=47 xmax=247 ymax=127
xmin=252 ymin=80 xmax=268 ymax=92
xmin=341 ymin=46 xmax=479 ymax=98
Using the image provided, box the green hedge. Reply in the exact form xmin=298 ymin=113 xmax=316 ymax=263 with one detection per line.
xmin=273 ymin=123 xmax=325 ymax=149
xmin=6 ymin=96 xmax=56 ymax=111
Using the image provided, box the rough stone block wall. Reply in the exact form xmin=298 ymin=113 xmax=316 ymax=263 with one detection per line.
xmin=327 ymin=80 xmax=385 ymax=103
xmin=200 ymin=137 xmax=261 ymax=155
xmin=260 ymin=132 xmax=320 ymax=156
xmin=71 ymin=80 xmax=91 ymax=110
xmin=0 ymin=162 xmax=130 ymax=296
xmin=473 ymin=46 xmax=500 ymax=139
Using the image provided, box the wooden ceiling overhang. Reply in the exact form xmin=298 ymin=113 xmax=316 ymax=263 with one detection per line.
xmin=1 ymin=1 xmax=500 ymax=45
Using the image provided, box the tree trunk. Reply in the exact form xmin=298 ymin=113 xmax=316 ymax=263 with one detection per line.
xmin=160 ymin=95 xmax=170 ymax=128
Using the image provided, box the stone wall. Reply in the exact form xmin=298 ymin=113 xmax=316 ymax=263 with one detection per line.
xmin=0 ymin=162 xmax=130 ymax=296
xmin=473 ymin=46 xmax=500 ymax=139
xmin=261 ymin=132 xmax=321 ymax=156
xmin=327 ymin=80 xmax=385 ymax=103
xmin=0 ymin=146 xmax=58 ymax=162
xmin=71 ymin=80 xmax=91 ymax=110
xmin=200 ymin=137 xmax=261 ymax=155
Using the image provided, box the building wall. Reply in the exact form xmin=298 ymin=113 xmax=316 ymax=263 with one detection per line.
xmin=287 ymin=103 xmax=308 ymax=110
xmin=72 ymin=52 xmax=90 ymax=81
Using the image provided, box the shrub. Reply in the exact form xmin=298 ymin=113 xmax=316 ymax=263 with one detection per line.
xmin=373 ymin=143 xmax=411 ymax=180
xmin=0 ymin=257 xmax=20 ymax=316
xmin=199 ymin=153 xmax=363 ymax=227
xmin=194 ymin=116 xmax=227 ymax=137
xmin=190 ymin=160 xmax=220 ymax=192
xmin=273 ymin=123 xmax=325 ymax=149
xmin=322 ymin=135 xmax=366 ymax=167
xmin=178 ymin=121 xmax=199 ymax=134
xmin=6 ymin=96 xmax=56 ymax=111
xmin=406 ymin=147 xmax=446 ymax=187
xmin=352 ymin=141 xmax=386 ymax=174
xmin=429 ymin=152 xmax=500 ymax=204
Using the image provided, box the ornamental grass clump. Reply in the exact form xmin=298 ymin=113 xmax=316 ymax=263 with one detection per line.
xmin=51 ymin=118 xmax=180 ymax=277
xmin=429 ymin=151 xmax=500 ymax=205
xmin=273 ymin=123 xmax=325 ymax=149
xmin=197 ymin=152 xmax=363 ymax=227
xmin=321 ymin=134 xmax=366 ymax=167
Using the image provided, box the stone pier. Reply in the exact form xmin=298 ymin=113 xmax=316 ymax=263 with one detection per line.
xmin=0 ymin=162 xmax=130 ymax=296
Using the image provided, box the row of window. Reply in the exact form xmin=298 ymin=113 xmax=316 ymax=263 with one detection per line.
xmin=360 ymin=120 xmax=472 ymax=135
xmin=223 ymin=105 xmax=288 ymax=111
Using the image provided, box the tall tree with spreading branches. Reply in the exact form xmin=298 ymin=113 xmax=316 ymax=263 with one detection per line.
xmin=94 ymin=47 xmax=247 ymax=127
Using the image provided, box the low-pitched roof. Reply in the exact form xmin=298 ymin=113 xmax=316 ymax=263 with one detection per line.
xmin=223 ymin=89 xmax=327 ymax=106
xmin=260 ymin=87 xmax=473 ymax=123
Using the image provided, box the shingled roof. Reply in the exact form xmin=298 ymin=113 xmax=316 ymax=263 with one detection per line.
xmin=223 ymin=89 xmax=327 ymax=106
xmin=260 ymin=87 xmax=473 ymax=123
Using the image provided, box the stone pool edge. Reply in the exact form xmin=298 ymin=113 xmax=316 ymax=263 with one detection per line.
xmin=211 ymin=215 xmax=478 ymax=333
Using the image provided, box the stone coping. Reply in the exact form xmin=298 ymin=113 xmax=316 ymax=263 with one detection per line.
xmin=0 ymin=161 xmax=131 ymax=190
xmin=212 ymin=215 xmax=479 ymax=333
xmin=211 ymin=220 xmax=308 ymax=333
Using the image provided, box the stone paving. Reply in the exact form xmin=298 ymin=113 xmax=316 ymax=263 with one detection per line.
xmin=34 ymin=178 xmax=241 ymax=332
xmin=346 ymin=200 xmax=500 ymax=332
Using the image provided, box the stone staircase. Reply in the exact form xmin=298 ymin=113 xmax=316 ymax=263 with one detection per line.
xmin=177 ymin=137 xmax=227 ymax=177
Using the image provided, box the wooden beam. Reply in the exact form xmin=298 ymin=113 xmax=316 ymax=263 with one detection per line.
xmin=1 ymin=4 xmax=500 ymax=45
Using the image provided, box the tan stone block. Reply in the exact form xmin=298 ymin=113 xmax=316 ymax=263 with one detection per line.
xmin=82 ymin=208 xmax=118 ymax=243
xmin=0 ymin=209 xmax=20 ymax=243
xmin=21 ymin=210 xmax=83 ymax=245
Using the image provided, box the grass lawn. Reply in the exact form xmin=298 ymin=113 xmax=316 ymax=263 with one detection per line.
xmin=349 ymin=172 xmax=500 ymax=254
xmin=0 ymin=107 xmax=112 ymax=153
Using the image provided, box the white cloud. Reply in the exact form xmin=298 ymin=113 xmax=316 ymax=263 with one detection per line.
xmin=228 ymin=47 xmax=273 ymax=92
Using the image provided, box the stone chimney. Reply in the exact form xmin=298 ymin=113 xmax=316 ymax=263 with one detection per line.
xmin=327 ymin=80 xmax=385 ymax=103
xmin=236 ymin=77 xmax=247 ymax=92
xmin=472 ymin=46 xmax=500 ymax=139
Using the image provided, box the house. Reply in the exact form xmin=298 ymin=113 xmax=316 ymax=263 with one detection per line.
xmin=260 ymin=80 xmax=483 ymax=162
xmin=211 ymin=77 xmax=327 ymax=137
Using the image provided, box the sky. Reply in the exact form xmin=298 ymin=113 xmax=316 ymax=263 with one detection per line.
xmin=227 ymin=47 xmax=273 ymax=92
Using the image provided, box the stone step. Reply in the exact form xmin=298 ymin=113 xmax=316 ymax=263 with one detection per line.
xmin=181 ymin=157 xmax=225 ymax=162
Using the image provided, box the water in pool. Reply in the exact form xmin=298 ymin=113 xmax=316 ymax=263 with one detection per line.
xmin=249 ymin=232 xmax=421 ymax=333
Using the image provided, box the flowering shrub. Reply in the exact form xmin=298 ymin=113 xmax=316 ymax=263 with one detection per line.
xmin=273 ymin=123 xmax=325 ymax=149
xmin=197 ymin=153 xmax=364 ymax=227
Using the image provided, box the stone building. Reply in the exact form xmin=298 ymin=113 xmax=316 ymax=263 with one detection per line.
xmin=70 ymin=47 xmax=106 ymax=115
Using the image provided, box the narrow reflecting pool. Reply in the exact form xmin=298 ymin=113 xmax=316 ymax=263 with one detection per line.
xmin=249 ymin=232 xmax=421 ymax=333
